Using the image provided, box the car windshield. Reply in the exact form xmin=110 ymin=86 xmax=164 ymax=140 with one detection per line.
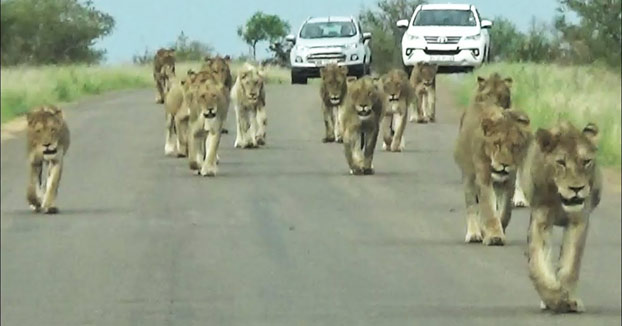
xmin=413 ymin=10 xmax=477 ymax=27
xmin=299 ymin=21 xmax=357 ymax=39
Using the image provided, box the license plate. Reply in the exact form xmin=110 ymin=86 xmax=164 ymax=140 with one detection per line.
xmin=432 ymin=55 xmax=454 ymax=62
xmin=317 ymin=59 xmax=338 ymax=66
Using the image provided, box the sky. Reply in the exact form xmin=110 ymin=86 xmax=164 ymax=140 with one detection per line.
xmin=91 ymin=0 xmax=560 ymax=64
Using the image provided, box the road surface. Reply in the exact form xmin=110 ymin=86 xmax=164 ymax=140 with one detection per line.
xmin=1 ymin=81 xmax=620 ymax=325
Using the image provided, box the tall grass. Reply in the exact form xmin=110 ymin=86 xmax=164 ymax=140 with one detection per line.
xmin=444 ymin=63 xmax=621 ymax=167
xmin=0 ymin=61 xmax=290 ymax=124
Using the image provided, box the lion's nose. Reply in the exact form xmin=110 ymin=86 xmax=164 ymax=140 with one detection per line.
xmin=43 ymin=143 xmax=52 ymax=147
xmin=569 ymin=185 xmax=585 ymax=193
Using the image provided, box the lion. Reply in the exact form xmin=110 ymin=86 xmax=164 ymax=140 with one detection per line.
xmin=186 ymin=80 xmax=229 ymax=176
xmin=153 ymin=48 xmax=176 ymax=104
xmin=163 ymin=68 xmax=195 ymax=157
xmin=519 ymin=121 xmax=601 ymax=313
xmin=453 ymin=102 xmax=532 ymax=245
xmin=474 ymin=73 xmax=512 ymax=109
xmin=319 ymin=64 xmax=348 ymax=143
xmin=380 ymin=69 xmax=414 ymax=152
xmin=26 ymin=105 xmax=70 ymax=214
xmin=341 ymin=76 xmax=384 ymax=175
xmin=409 ymin=62 xmax=437 ymax=123
xmin=231 ymin=63 xmax=267 ymax=148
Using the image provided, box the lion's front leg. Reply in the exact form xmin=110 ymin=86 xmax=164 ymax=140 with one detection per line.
xmin=174 ymin=115 xmax=189 ymax=158
xmin=234 ymin=105 xmax=250 ymax=148
xmin=27 ymin=162 xmax=43 ymax=211
xmin=321 ymin=104 xmax=335 ymax=143
xmin=477 ymin=178 xmax=505 ymax=246
xmin=343 ymin=129 xmax=363 ymax=175
xmin=416 ymin=92 xmax=429 ymax=123
xmin=462 ymin=174 xmax=482 ymax=243
xmin=334 ymin=106 xmax=344 ymax=143
xmin=362 ymin=127 xmax=379 ymax=175
xmin=390 ymin=109 xmax=407 ymax=152
xmin=528 ymin=207 xmax=568 ymax=310
xmin=200 ymin=130 xmax=222 ymax=177
xmin=556 ymin=217 xmax=589 ymax=313
xmin=513 ymin=170 xmax=530 ymax=207
xmin=427 ymin=87 xmax=436 ymax=122
xmin=409 ymin=97 xmax=418 ymax=122
xmin=164 ymin=113 xmax=176 ymax=156
xmin=247 ymin=108 xmax=259 ymax=148
xmin=188 ymin=127 xmax=203 ymax=171
xmin=381 ymin=114 xmax=393 ymax=151
xmin=154 ymin=74 xmax=164 ymax=103
xmin=41 ymin=159 xmax=63 ymax=214
xmin=255 ymin=105 xmax=267 ymax=146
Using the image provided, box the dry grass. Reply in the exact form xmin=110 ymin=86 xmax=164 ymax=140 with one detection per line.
xmin=0 ymin=61 xmax=290 ymax=123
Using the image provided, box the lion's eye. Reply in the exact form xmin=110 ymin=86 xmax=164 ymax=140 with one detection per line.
xmin=583 ymin=159 xmax=592 ymax=167
xmin=556 ymin=159 xmax=566 ymax=167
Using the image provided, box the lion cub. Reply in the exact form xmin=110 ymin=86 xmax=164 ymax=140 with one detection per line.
xmin=380 ymin=69 xmax=414 ymax=152
xmin=453 ymin=102 xmax=532 ymax=245
xmin=26 ymin=105 xmax=70 ymax=214
xmin=520 ymin=121 xmax=601 ymax=313
xmin=319 ymin=64 xmax=348 ymax=143
xmin=341 ymin=76 xmax=384 ymax=175
xmin=232 ymin=63 xmax=266 ymax=148
xmin=409 ymin=62 xmax=437 ymax=123
xmin=187 ymin=80 xmax=229 ymax=176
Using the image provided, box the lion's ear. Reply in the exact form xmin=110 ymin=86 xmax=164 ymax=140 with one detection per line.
xmin=339 ymin=65 xmax=348 ymax=76
xmin=504 ymin=77 xmax=513 ymax=89
xmin=477 ymin=76 xmax=486 ymax=89
xmin=536 ymin=128 xmax=558 ymax=153
xmin=26 ymin=110 xmax=36 ymax=126
xmin=49 ymin=105 xmax=64 ymax=119
xmin=224 ymin=55 xmax=231 ymax=62
xmin=319 ymin=66 xmax=326 ymax=79
xmin=481 ymin=117 xmax=496 ymax=136
xmin=582 ymin=122 xmax=599 ymax=146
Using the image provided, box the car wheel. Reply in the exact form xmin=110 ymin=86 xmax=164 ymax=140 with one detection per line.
xmin=403 ymin=64 xmax=413 ymax=77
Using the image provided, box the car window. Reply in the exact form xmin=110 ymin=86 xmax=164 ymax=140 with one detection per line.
xmin=413 ymin=9 xmax=477 ymax=27
xmin=300 ymin=22 xmax=357 ymax=39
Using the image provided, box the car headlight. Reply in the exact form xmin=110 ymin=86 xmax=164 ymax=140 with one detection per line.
xmin=346 ymin=43 xmax=358 ymax=49
xmin=464 ymin=33 xmax=481 ymax=41
xmin=406 ymin=34 xmax=422 ymax=41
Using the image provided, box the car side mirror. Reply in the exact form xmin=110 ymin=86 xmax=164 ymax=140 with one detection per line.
xmin=285 ymin=34 xmax=296 ymax=44
xmin=396 ymin=19 xmax=409 ymax=29
xmin=481 ymin=20 xmax=493 ymax=29
xmin=362 ymin=32 xmax=372 ymax=42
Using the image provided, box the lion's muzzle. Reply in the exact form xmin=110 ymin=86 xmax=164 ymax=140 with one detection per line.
xmin=329 ymin=95 xmax=341 ymax=105
xmin=490 ymin=163 xmax=513 ymax=182
xmin=42 ymin=143 xmax=58 ymax=155
xmin=203 ymin=108 xmax=217 ymax=119
xmin=356 ymin=105 xmax=373 ymax=120
xmin=559 ymin=185 xmax=589 ymax=212
xmin=388 ymin=94 xmax=399 ymax=102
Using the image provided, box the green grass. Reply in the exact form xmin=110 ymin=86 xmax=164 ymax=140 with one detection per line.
xmin=0 ymin=61 xmax=290 ymax=124
xmin=443 ymin=63 xmax=621 ymax=167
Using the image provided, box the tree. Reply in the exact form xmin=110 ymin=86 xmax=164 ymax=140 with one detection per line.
xmin=132 ymin=32 xmax=214 ymax=64
xmin=237 ymin=11 xmax=290 ymax=60
xmin=1 ymin=0 xmax=115 ymax=65
xmin=359 ymin=0 xmax=426 ymax=73
xmin=554 ymin=0 xmax=622 ymax=67
xmin=487 ymin=17 xmax=526 ymax=61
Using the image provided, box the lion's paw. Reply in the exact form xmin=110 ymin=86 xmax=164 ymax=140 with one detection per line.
xmin=464 ymin=231 xmax=483 ymax=243
xmin=483 ymin=234 xmax=506 ymax=246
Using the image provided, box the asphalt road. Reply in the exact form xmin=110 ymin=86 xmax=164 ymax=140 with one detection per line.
xmin=1 ymin=81 xmax=620 ymax=326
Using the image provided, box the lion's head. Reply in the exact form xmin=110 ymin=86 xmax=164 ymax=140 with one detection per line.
xmin=414 ymin=62 xmax=437 ymax=87
xmin=320 ymin=64 xmax=348 ymax=105
xmin=476 ymin=73 xmax=512 ymax=109
xmin=381 ymin=69 xmax=410 ymax=102
xmin=26 ymin=106 xmax=66 ymax=158
xmin=194 ymin=80 xmax=226 ymax=121
xmin=237 ymin=63 xmax=265 ymax=104
xmin=201 ymin=55 xmax=232 ymax=87
xmin=535 ymin=121 xmax=599 ymax=212
xmin=348 ymin=76 xmax=381 ymax=121
xmin=480 ymin=107 xmax=532 ymax=183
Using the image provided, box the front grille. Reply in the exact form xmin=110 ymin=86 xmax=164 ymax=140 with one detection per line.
xmin=424 ymin=36 xmax=461 ymax=44
xmin=307 ymin=52 xmax=346 ymax=63
xmin=424 ymin=49 xmax=461 ymax=56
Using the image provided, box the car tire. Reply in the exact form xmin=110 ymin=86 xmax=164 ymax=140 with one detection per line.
xmin=403 ymin=64 xmax=413 ymax=78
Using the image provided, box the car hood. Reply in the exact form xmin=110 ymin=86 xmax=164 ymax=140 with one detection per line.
xmin=296 ymin=36 xmax=358 ymax=48
xmin=406 ymin=26 xmax=480 ymax=36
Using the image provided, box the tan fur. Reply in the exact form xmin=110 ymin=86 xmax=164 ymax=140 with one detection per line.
xmin=519 ymin=121 xmax=601 ymax=313
xmin=232 ymin=63 xmax=267 ymax=148
xmin=163 ymin=71 xmax=193 ymax=157
xmin=153 ymin=48 xmax=176 ymax=103
xmin=200 ymin=55 xmax=233 ymax=90
xmin=475 ymin=73 xmax=512 ymax=109
xmin=453 ymin=102 xmax=532 ymax=245
xmin=26 ymin=105 xmax=70 ymax=214
xmin=380 ymin=69 xmax=414 ymax=152
xmin=319 ymin=64 xmax=348 ymax=143
xmin=409 ymin=62 xmax=437 ymax=123
xmin=341 ymin=76 xmax=384 ymax=175
xmin=187 ymin=80 xmax=230 ymax=176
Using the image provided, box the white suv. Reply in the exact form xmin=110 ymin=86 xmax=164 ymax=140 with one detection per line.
xmin=397 ymin=3 xmax=492 ymax=73
xmin=286 ymin=16 xmax=372 ymax=84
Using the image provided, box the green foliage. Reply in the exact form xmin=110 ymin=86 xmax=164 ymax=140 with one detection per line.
xmin=237 ymin=12 xmax=290 ymax=60
xmin=359 ymin=0 xmax=426 ymax=74
xmin=1 ymin=0 xmax=115 ymax=65
xmin=132 ymin=32 xmax=214 ymax=64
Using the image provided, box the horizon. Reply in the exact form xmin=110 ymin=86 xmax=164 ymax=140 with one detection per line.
xmin=91 ymin=0 xmax=561 ymax=64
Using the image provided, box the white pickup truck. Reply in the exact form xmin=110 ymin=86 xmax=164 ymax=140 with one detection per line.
xmin=397 ymin=3 xmax=492 ymax=73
